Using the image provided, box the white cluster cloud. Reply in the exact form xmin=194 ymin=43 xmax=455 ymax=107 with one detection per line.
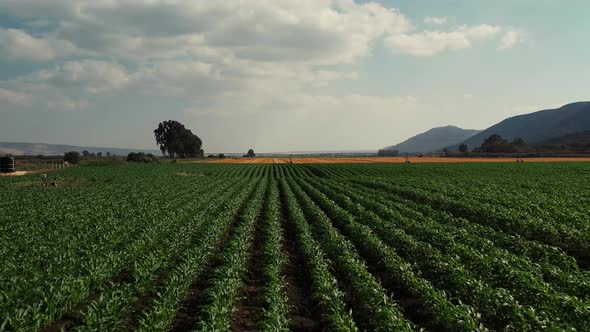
xmin=0 ymin=0 xmax=526 ymax=118
xmin=0 ymin=28 xmax=82 ymax=61
xmin=499 ymin=29 xmax=527 ymax=50
xmin=23 ymin=60 xmax=130 ymax=93
xmin=384 ymin=24 xmax=522 ymax=57
xmin=0 ymin=1 xmax=524 ymax=65
xmin=0 ymin=0 xmax=410 ymax=64
xmin=424 ymin=16 xmax=448 ymax=25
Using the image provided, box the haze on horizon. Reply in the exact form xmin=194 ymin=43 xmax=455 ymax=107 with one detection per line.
xmin=0 ymin=0 xmax=588 ymax=153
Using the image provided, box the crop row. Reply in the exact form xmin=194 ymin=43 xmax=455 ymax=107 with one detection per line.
xmin=2 ymin=162 xmax=588 ymax=331
xmin=306 ymin=177 xmax=590 ymax=330
xmin=2 ymin=177 xmax=231 ymax=330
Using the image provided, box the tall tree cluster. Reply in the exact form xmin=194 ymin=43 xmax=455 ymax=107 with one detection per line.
xmin=473 ymin=134 xmax=528 ymax=153
xmin=154 ymin=120 xmax=203 ymax=158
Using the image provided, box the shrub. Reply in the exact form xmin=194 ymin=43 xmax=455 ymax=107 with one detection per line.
xmin=127 ymin=152 xmax=159 ymax=163
xmin=64 ymin=151 xmax=80 ymax=164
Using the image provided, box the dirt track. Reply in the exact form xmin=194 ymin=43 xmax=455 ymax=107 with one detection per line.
xmin=0 ymin=169 xmax=57 ymax=177
xmin=207 ymin=157 xmax=590 ymax=164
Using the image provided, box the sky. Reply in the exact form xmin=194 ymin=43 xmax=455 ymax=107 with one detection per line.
xmin=0 ymin=0 xmax=588 ymax=153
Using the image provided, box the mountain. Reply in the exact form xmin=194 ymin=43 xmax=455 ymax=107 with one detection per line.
xmin=534 ymin=130 xmax=590 ymax=152
xmin=455 ymin=102 xmax=590 ymax=151
xmin=0 ymin=142 xmax=160 ymax=156
xmin=383 ymin=126 xmax=481 ymax=153
xmin=537 ymin=130 xmax=590 ymax=146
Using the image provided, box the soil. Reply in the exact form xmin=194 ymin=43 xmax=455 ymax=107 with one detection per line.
xmin=0 ymin=169 xmax=58 ymax=177
xmin=282 ymin=243 xmax=320 ymax=331
xmin=170 ymin=185 xmax=258 ymax=331
xmin=231 ymin=218 xmax=265 ymax=331
xmin=279 ymin=191 xmax=322 ymax=331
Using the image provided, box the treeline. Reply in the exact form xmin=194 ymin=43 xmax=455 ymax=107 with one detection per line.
xmin=377 ymin=149 xmax=399 ymax=157
xmin=470 ymin=135 xmax=528 ymax=153
xmin=459 ymin=133 xmax=590 ymax=154
xmin=127 ymin=152 xmax=159 ymax=163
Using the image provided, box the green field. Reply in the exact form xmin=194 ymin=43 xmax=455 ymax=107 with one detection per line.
xmin=1 ymin=162 xmax=589 ymax=331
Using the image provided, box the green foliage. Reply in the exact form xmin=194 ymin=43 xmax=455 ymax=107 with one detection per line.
xmin=154 ymin=120 xmax=203 ymax=158
xmin=258 ymin=179 xmax=290 ymax=331
xmin=244 ymin=149 xmax=256 ymax=158
xmin=377 ymin=149 xmax=399 ymax=157
xmin=1 ymin=162 xmax=589 ymax=331
xmin=477 ymin=134 xmax=528 ymax=153
xmin=63 ymin=151 xmax=80 ymax=164
xmin=127 ymin=152 xmax=158 ymax=163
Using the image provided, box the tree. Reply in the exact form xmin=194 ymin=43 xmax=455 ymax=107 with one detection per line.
xmin=64 ymin=151 xmax=80 ymax=164
xmin=154 ymin=120 xmax=203 ymax=158
xmin=97 ymin=152 xmax=103 ymax=157
xmin=459 ymin=144 xmax=468 ymax=153
xmin=106 ymin=152 xmax=111 ymax=157
xmin=244 ymin=149 xmax=256 ymax=158
xmin=127 ymin=152 xmax=158 ymax=163
xmin=377 ymin=149 xmax=399 ymax=157
xmin=218 ymin=153 xmax=225 ymax=159
xmin=479 ymin=134 xmax=528 ymax=153
xmin=82 ymin=150 xmax=90 ymax=157
xmin=481 ymin=134 xmax=509 ymax=153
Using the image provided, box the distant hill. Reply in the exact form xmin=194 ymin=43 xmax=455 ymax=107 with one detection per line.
xmin=0 ymin=142 xmax=160 ymax=156
xmin=455 ymin=102 xmax=590 ymax=151
xmin=383 ymin=126 xmax=481 ymax=153
xmin=537 ymin=130 xmax=590 ymax=146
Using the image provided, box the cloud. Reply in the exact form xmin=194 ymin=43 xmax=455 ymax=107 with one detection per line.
xmin=424 ymin=16 xmax=447 ymax=25
xmin=0 ymin=0 xmax=526 ymax=131
xmin=47 ymin=97 xmax=89 ymax=112
xmin=0 ymin=0 xmax=410 ymax=65
xmin=23 ymin=60 xmax=130 ymax=93
xmin=0 ymin=1 xmax=525 ymax=65
xmin=298 ymin=94 xmax=418 ymax=114
xmin=498 ymin=29 xmax=526 ymax=50
xmin=385 ymin=24 xmax=504 ymax=56
xmin=0 ymin=28 xmax=82 ymax=61
xmin=0 ymin=80 xmax=89 ymax=112
xmin=0 ymin=88 xmax=33 ymax=106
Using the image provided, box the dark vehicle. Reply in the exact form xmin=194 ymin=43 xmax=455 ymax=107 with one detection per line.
xmin=0 ymin=156 xmax=16 ymax=173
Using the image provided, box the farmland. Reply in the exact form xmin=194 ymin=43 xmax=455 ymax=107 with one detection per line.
xmin=206 ymin=156 xmax=590 ymax=164
xmin=1 ymin=162 xmax=589 ymax=331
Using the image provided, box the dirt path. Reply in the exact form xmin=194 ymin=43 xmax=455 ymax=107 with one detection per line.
xmin=0 ymin=169 xmax=59 ymax=177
